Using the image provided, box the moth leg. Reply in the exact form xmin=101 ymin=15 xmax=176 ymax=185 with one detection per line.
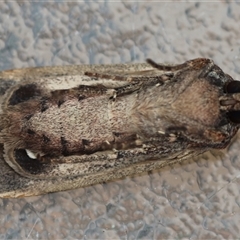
xmin=73 ymin=84 xmax=109 ymax=97
xmin=110 ymin=75 xmax=166 ymax=98
xmin=76 ymin=82 xmax=141 ymax=100
xmin=111 ymin=82 xmax=140 ymax=98
xmin=85 ymin=71 xmax=165 ymax=99
xmin=146 ymin=58 xmax=213 ymax=71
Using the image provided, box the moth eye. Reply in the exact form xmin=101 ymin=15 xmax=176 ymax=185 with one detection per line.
xmin=224 ymin=81 xmax=240 ymax=94
xmin=227 ymin=111 xmax=240 ymax=124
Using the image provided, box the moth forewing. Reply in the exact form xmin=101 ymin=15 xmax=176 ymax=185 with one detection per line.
xmin=0 ymin=148 xmax=197 ymax=198
xmin=0 ymin=58 xmax=239 ymax=198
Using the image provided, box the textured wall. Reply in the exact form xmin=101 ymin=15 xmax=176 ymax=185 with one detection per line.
xmin=0 ymin=1 xmax=240 ymax=239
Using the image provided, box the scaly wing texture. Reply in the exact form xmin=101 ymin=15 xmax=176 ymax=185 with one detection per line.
xmin=0 ymin=2 xmax=240 ymax=239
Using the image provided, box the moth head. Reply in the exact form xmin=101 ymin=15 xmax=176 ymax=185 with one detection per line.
xmin=221 ymin=80 xmax=240 ymax=124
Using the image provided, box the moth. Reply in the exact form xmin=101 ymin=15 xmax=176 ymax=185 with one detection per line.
xmin=0 ymin=58 xmax=239 ymax=198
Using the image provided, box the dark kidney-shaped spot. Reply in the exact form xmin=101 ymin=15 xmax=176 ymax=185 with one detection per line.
xmin=14 ymin=149 xmax=45 ymax=175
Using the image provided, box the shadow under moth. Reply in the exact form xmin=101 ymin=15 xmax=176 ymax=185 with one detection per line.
xmin=0 ymin=58 xmax=239 ymax=198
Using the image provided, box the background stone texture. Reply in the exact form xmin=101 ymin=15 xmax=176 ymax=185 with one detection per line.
xmin=0 ymin=1 xmax=240 ymax=239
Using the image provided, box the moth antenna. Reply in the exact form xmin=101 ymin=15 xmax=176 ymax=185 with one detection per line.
xmin=146 ymin=59 xmax=162 ymax=69
xmin=146 ymin=58 xmax=186 ymax=71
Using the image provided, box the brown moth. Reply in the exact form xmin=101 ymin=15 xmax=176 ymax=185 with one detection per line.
xmin=0 ymin=58 xmax=239 ymax=198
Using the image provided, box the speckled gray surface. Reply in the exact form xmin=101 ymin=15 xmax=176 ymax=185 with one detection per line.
xmin=0 ymin=1 xmax=240 ymax=239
